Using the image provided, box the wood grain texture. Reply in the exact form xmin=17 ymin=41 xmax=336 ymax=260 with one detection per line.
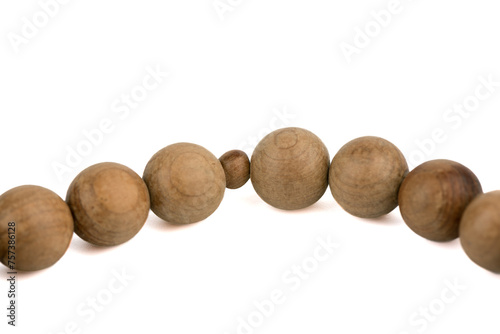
xmin=251 ymin=127 xmax=330 ymax=210
xmin=329 ymin=136 xmax=408 ymax=218
xmin=399 ymin=159 xmax=482 ymax=241
xmin=219 ymin=150 xmax=250 ymax=189
xmin=0 ymin=185 xmax=74 ymax=271
xmin=66 ymin=162 xmax=150 ymax=246
xmin=143 ymin=142 xmax=226 ymax=224
xmin=459 ymin=191 xmax=500 ymax=273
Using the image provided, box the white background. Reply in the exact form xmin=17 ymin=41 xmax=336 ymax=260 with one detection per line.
xmin=1 ymin=1 xmax=500 ymax=333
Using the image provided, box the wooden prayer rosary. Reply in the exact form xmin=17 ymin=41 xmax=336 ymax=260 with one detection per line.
xmin=1 ymin=127 xmax=499 ymax=273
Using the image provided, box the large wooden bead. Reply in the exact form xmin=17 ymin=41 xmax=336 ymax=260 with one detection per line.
xmin=66 ymin=162 xmax=150 ymax=246
xmin=459 ymin=191 xmax=500 ymax=273
xmin=399 ymin=159 xmax=482 ymax=241
xmin=143 ymin=143 xmax=226 ymax=224
xmin=219 ymin=150 xmax=250 ymax=189
xmin=329 ymin=136 xmax=408 ymax=218
xmin=251 ymin=127 xmax=330 ymax=210
xmin=0 ymin=185 xmax=73 ymax=271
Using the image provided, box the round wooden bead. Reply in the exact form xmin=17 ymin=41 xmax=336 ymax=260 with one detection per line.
xmin=0 ymin=185 xmax=73 ymax=271
xmin=219 ymin=150 xmax=250 ymax=189
xmin=398 ymin=159 xmax=482 ymax=241
xmin=329 ymin=136 xmax=408 ymax=218
xmin=251 ymin=127 xmax=330 ymax=210
xmin=459 ymin=191 xmax=500 ymax=273
xmin=66 ymin=162 xmax=150 ymax=246
xmin=143 ymin=142 xmax=226 ymax=224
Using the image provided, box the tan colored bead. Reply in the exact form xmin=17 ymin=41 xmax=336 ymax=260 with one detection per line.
xmin=219 ymin=150 xmax=250 ymax=189
xmin=460 ymin=191 xmax=500 ymax=273
xmin=251 ymin=127 xmax=330 ymax=210
xmin=66 ymin=162 xmax=150 ymax=246
xmin=143 ymin=142 xmax=226 ymax=224
xmin=0 ymin=185 xmax=73 ymax=271
xmin=329 ymin=136 xmax=408 ymax=218
xmin=399 ymin=159 xmax=482 ymax=241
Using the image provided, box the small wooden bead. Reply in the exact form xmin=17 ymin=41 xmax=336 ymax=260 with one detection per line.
xmin=398 ymin=159 xmax=482 ymax=241
xmin=143 ymin=142 xmax=226 ymax=224
xmin=0 ymin=185 xmax=74 ymax=271
xmin=329 ymin=136 xmax=408 ymax=218
xmin=251 ymin=127 xmax=330 ymax=210
xmin=219 ymin=150 xmax=250 ymax=189
xmin=459 ymin=191 xmax=500 ymax=273
xmin=66 ymin=162 xmax=150 ymax=246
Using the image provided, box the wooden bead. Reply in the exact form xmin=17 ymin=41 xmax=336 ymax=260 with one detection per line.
xmin=251 ymin=127 xmax=330 ymax=210
xmin=0 ymin=185 xmax=73 ymax=271
xmin=66 ymin=162 xmax=150 ymax=246
xmin=143 ymin=142 xmax=226 ymax=224
xmin=398 ymin=159 xmax=482 ymax=241
xmin=459 ymin=191 xmax=500 ymax=273
xmin=329 ymin=136 xmax=408 ymax=218
xmin=219 ymin=150 xmax=250 ymax=189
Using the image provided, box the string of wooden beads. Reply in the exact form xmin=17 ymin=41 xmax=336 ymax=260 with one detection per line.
xmin=0 ymin=127 xmax=499 ymax=273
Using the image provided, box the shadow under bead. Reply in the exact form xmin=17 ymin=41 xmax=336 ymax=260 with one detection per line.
xmin=329 ymin=136 xmax=409 ymax=218
xmin=459 ymin=191 xmax=500 ymax=273
xmin=251 ymin=127 xmax=330 ymax=210
xmin=0 ymin=185 xmax=74 ymax=271
xmin=66 ymin=162 xmax=150 ymax=246
xmin=143 ymin=142 xmax=226 ymax=224
xmin=219 ymin=150 xmax=250 ymax=189
xmin=398 ymin=159 xmax=482 ymax=242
